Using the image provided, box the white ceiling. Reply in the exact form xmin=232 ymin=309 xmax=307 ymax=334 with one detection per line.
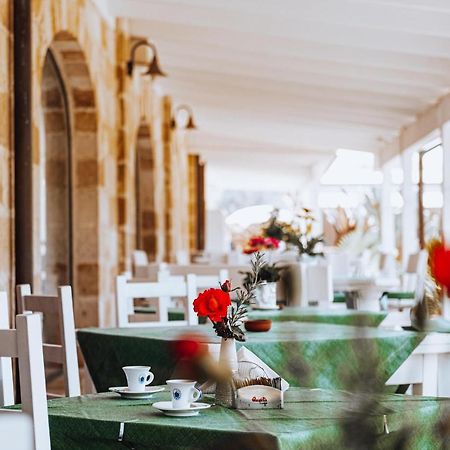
xmin=99 ymin=0 xmax=450 ymax=185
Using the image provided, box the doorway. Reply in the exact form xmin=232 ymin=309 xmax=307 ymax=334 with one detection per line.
xmin=39 ymin=49 xmax=72 ymax=294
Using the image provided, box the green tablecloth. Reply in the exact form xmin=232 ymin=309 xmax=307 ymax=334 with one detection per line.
xmin=248 ymin=307 xmax=387 ymax=327
xmin=44 ymin=388 xmax=450 ymax=450
xmin=78 ymin=322 xmax=423 ymax=392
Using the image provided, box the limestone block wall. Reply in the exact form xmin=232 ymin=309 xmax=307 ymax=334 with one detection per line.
xmin=0 ymin=1 xmax=12 ymax=314
xmin=0 ymin=0 xmax=192 ymax=327
xmin=32 ymin=0 xmax=118 ymax=327
xmin=116 ymin=21 xmax=166 ymax=269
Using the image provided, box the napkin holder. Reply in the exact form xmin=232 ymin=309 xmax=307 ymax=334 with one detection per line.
xmin=234 ymin=385 xmax=283 ymax=409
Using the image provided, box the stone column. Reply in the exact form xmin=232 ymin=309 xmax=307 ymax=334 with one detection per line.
xmin=401 ymin=150 xmax=419 ymax=267
xmin=380 ymin=166 xmax=396 ymax=276
xmin=188 ymin=154 xmax=199 ymax=252
xmin=162 ymin=95 xmax=173 ymax=262
xmin=441 ymin=121 xmax=450 ymax=243
xmin=440 ymin=122 xmax=450 ymax=318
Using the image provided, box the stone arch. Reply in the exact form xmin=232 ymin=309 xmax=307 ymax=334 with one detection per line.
xmin=36 ymin=31 xmax=100 ymax=327
xmin=135 ymin=123 xmax=157 ymax=261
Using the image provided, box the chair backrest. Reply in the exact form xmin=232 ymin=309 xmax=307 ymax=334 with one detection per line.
xmin=0 ymin=291 xmax=14 ymax=406
xmin=132 ymin=250 xmax=149 ymax=266
xmin=403 ymin=250 xmax=428 ymax=292
xmin=0 ymin=410 xmax=34 ymax=450
xmin=16 ymin=285 xmax=80 ymax=398
xmin=116 ymin=274 xmax=198 ymax=327
xmin=158 ymin=269 xmax=229 ymax=290
xmin=306 ymin=265 xmax=333 ymax=306
xmin=0 ymin=313 xmax=51 ymax=450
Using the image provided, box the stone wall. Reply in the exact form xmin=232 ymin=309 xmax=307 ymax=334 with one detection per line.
xmin=0 ymin=0 xmax=191 ymax=327
xmin=0 ymin=0 xmax=12 ymax=317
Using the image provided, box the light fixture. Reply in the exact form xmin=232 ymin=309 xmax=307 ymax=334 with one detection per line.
xmin=126 ymin=39 xmax=167 ymax=79
xmin=171 ymin=104 xmax=197 ymax=130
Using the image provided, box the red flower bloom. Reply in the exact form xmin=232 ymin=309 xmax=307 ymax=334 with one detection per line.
xmin=220 ymin=280 xmax=232 ymax=292
xmin=249 ymin=236 xmax=265 ymax=247
xmin=264 ymin=237 xmax=280 ymax=249
xmin=431 ymin=244 xmax=450 ymax=292
xmin=172 ymin=334 xmax=204 ymax=360
xmin=193 ymin=288 xmax=231 ymax=322
xmin=243 ymin=235 xmax=280 ymax=254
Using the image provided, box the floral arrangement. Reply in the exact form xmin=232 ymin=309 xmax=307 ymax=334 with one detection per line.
xmin=193 ymin=253 xmax=265 ymax=341
xmin=243 ymin=235 xmax=280 ymax=254
xmin=262 ymin=208 xmax=324 ymax=257
xmin=430 ymin=242 xmax=450 ymax=294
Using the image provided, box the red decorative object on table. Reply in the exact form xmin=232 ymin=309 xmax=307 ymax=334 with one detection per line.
xmin=243 ymin=236 xmax=280 ymax=254
xmin=431 ymin=244 xmax=450 ymax=293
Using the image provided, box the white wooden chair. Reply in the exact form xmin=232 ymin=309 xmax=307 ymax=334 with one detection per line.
xmin=0 ymin=410 xmax=35 ymax=449
xmin=158 ymin=269 xmax=229 ymax=289
xmin=156 ymin=270 xmax=229 ymax=315
xmin=0 ymin=291 xmax=14 ymax=406
xmin=0 ymin=313 xmax=51 ymax=450
xmin=132 ymin=250 xmax=149 ymax=266
xmin=380 ymin=250 xmax=428 ymax=312
xmin=16 ymin=285 xmax=81 ymax=398
xmin=116 ymin=274 xmax=198 ymax=327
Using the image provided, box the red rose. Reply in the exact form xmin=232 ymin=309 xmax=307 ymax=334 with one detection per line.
xmin=193 ymin=288 xmax=231 ymax=322
xmin=431 ymin=245 xmax=450 ymax=292
xmin=220 ymin=280 xmax=232 ymax=292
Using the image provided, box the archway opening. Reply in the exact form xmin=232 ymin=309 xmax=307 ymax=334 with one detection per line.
xmin=40 ymin=50 xmax=72 ymax=294
xmin=37 ymin=31 xmax=99 ymax=328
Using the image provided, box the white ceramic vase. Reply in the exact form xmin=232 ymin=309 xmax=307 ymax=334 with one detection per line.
xmin=254 ymin=282 xmax=277 ymax=309
xmin=215 ymin=337 xmax=238 ymax=407
xmin=218 ymin=337 xmax=238 ymax=372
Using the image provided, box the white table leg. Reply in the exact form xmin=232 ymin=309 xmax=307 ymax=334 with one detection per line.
xmin=422 ymin=354 xmax=438 ymax=396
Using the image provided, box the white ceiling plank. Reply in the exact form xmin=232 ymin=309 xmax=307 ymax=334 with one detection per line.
xmin=133 ymin=19 xmax=450 ymax=75
xmin=104 ymin=0 xmax=450 ymax=181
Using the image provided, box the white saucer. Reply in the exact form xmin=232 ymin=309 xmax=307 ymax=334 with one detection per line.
xmin=109 ymin=386 xmax=165 ymax=399
xmin=152 ymin=401 xmax=211 ymax=417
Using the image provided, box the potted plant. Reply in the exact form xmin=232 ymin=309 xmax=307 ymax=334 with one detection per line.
xmin=242 ymin=263 xmax=283 ymax=309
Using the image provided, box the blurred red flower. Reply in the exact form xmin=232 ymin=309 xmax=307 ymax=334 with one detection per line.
xmin=193 ymin=288 xmax=231 ymax=322
xmin=431 ymin=244 xmax=450 ymax=292
xmin=264 ymin=237 xmax=280 ymax=249
xmin=172 ymin=335 xmax=203 ymax=360
xmin=243 ymin=235 xmax=280 ymax=254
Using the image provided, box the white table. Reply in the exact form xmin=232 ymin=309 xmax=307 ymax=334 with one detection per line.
xmin=333 ymin=276 xmax=400 ymax=312
xmin=386 ymin=332 xmax=450 ymax=397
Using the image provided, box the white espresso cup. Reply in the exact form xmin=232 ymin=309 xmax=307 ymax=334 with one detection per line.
xmin=122 ymin=366 xmax=154 ymax=392
xmin=166 ymin=379 xmax=201 ymax=409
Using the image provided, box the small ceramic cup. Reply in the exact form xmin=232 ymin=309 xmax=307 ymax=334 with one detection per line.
xmin=122 ymin=366 xmax=154 ymax=392
xmin=166 ymin=379 xmax=201 ymax=409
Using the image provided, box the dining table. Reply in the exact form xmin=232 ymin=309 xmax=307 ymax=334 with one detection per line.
xmin=77 ymin=322 xmax=424 ymax=393
xmin=42 ymin=387 xmax=450 ymax=449
xmin=135 ymin=306 xmax=387 ymax=327
xmin=248 ymin=307 xmax=387 ymax=327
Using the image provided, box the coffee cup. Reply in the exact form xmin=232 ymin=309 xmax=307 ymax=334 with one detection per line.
xmin=166 ymin=379 xmax=201 ymax=409
xmin=122 ymin=366 xmax=154 ymax=392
